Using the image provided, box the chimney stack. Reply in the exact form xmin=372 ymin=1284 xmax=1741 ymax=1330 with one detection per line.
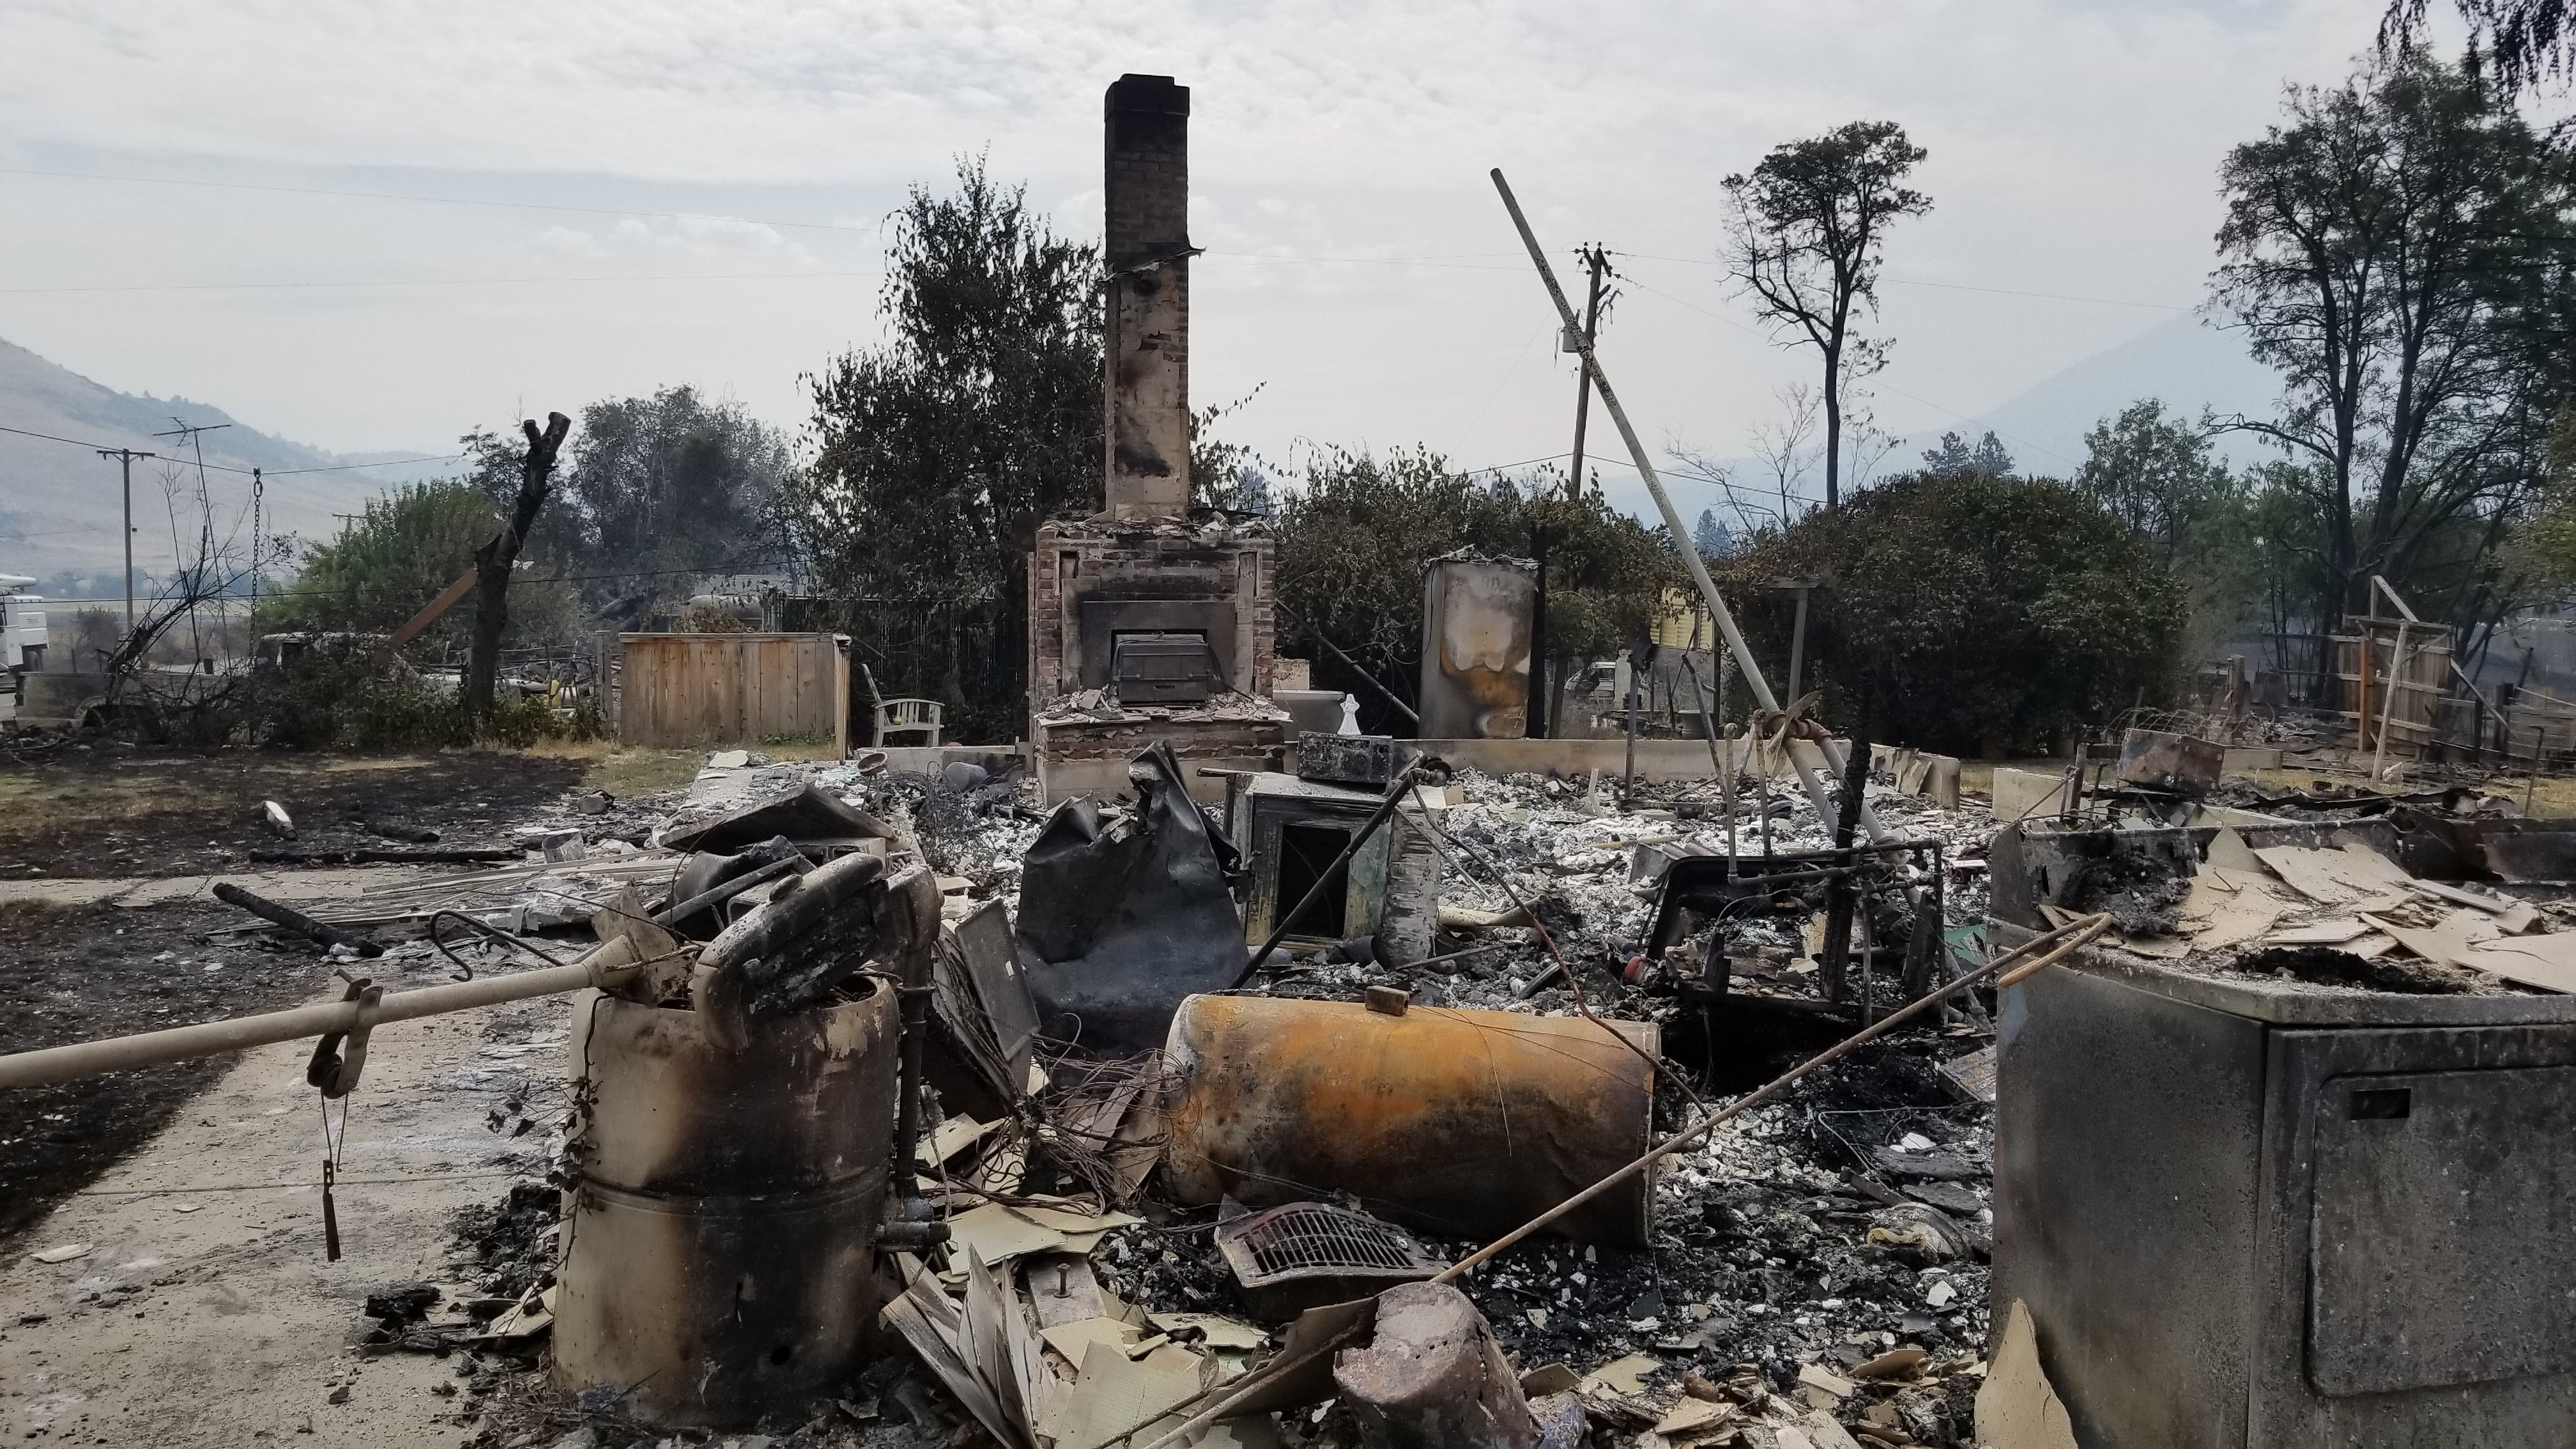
xmin=1101 ymin=74 xmax=1192 ymax=520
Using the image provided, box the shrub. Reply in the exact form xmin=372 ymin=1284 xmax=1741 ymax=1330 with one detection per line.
xmin=234 ymin=640 xmax=601 ymax=749
xmin=1722 ymin=473 xmax=2186 ymax=755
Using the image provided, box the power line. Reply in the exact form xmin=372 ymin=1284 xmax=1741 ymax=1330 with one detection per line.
xmin=39 ymin=561 xmax=801 ymax=606
xmin=0 ymin=270 xmax=877 ymax=297
xmin=1607 ymin=249 xmax=2195 ymax=312
xmin=0 ymin=164 xmax=875 ymax=236
xmin=0 ymin=422 xmax=464 ymax=477
xmin=1611 ymin=275 xmax=2082 ymax=470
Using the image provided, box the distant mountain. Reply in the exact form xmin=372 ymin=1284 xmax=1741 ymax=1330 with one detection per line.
xmin=0 ymin=335 xmax=440 ymax=594
xmin=1947 ymin=312 xmax=2281 ymax=476
xmin=1593 ymin=313 xmax=2287 ymax=531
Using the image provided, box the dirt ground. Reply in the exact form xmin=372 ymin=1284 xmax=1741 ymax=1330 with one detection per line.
xmin=0 ymin=748 xmax=586 ymax=879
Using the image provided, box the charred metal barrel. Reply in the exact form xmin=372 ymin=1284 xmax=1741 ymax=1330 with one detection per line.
xmin=553 ymin=983 xmax=900 ymax=1427
xmin=1160 ymin=994 xmax=1659 ymax=1245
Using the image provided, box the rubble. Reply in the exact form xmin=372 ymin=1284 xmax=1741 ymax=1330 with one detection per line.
xmin=46 ymin=710 xmax=2561 ymax=1448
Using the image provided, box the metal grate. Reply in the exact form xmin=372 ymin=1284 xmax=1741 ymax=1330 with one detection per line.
xmin=1216 ymin=1202 xmax=1445 ymax=1287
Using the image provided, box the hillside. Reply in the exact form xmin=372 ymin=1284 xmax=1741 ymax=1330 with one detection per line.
xmin=0 ymin=336 xmax=436 ymax=593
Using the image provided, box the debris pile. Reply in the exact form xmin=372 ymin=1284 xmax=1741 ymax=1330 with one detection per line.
xmin=79 ymin=723 xmax=2569 ymax=1446
xmin=345 ymin=744 xmax=2023 ymax=1449
xmin=2005 ymin=815 xmax=2576 ymax=995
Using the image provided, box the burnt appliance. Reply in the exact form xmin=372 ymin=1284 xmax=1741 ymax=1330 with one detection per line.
xmin=1989 ymin=820 xmax=2576 ymax=1446
xmin=1225 ymin=772 xmax=1394 ymax=948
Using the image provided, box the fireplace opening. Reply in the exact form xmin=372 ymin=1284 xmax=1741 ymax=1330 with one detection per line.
xmin=1276 ymin=820 xmax=1354 ymax=939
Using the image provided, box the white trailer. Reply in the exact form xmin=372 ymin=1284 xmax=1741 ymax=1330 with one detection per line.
xmin=1 ymin=574 xmax=45 ymax=721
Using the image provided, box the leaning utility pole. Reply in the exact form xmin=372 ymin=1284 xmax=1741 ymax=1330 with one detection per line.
xmin=95 ymin=447 xmax=156 ymax=638
xmin=1492 ymin=167 xmax=1884 ymax=843
xmin=464 ymin=413 xmax=572 ymax=721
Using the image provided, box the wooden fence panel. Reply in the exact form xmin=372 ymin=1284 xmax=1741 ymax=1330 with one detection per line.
xmin=616 ymin=632 xmax=848 ymax=749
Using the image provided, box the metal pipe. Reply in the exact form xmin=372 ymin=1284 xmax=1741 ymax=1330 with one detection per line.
xmin=1489 ymin=168 xmax=1885 ymax=844
xmin=1232 ymin=769 xmax=1418 ymax=986
xmin=1393 ymin=941 xmax=1512 ymax=972
xmin=2372 ymin=622 xmax=2411 ymax=783
xmin=1276 ymin=601 xmax=1420 ymax=727
xmin=0 ymin=946 xmax=640 ymax=1090
xmin=653 ymin=854 xmax=801 ymax=929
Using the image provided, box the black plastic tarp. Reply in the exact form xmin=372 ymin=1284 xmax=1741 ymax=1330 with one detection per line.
xmin=1015 ymin=743 xmax=1247 ymax=1052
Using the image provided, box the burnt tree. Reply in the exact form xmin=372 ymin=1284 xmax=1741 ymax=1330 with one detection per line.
xmin=464 ymin=412 xmax=572 ymax=720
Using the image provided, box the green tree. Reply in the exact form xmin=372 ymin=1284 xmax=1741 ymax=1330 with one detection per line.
xmin=258 ymin=480 xmax=583 ymax=658
xmin=1921 ymin=431 xmax=2014 ymax=479
xmin=790 ymin=157 xmax=1102 ymax=741
xmin=1722 ymin=121 xmax=1932 ymax=511
xmin=1692 ymin=508 xmax=1733 ymax=559
xmin=1723 ymin=472 xmax=2187 ymax=755
xmin=1273 ymin=448 xmax=1681 ymax=731
xmin=558 ymin=387 xmax=795 ymax=618
xmin=2382 ymin=0 xmax=2576 ymax=109
xmin=2074 ymin=401 xmax=2233 ymax=563
xmin=2212 ymin=49 xmax=2575 ymax=641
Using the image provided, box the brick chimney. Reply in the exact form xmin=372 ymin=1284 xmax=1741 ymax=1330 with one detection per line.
xmin=1102 ymin=74 xmax=1192 ymax=520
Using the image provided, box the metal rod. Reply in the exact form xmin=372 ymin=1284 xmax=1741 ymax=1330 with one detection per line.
xmin=1431 ymin=912 xmax=2112 ymax=1284
xmin=0 ymin=947 xmax=640 ymax=1090
xmin=1489 ymin=168 xmax=1883 ymax=843
xmin=1393 ymin=941 xmax=1512 ymax=972
xmin=1131 ymin=1321 xmax=1372 ymax=1449
xmin=653 ymin=855 xmax=802 ymax=928
xmin=1233 ymin=769 xmax=1418 ymax=986
xmin=2372 ymin=622 xmax=2410 ymax=783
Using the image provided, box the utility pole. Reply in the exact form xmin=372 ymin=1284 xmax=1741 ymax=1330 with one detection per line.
xmin=96 ymin=447 xmax=157 ymax=638
xmin=153 ymin=420 xmax=231 ymax=664
xmin=1563 ymin=245 xmax=1612 ymax=503
xmin=1534 ymin=246 xmax=1611 ymax=739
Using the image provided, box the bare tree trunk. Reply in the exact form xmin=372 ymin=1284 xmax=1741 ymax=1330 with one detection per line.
xmin=1820 ymin=354 xmax=1843 ymax=513
xmin=465 ymin=413 xmax=572 ymax=721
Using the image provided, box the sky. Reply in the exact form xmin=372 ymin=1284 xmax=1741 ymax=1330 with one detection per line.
xmin=0 ymin=0 xmax=2434 ymax=515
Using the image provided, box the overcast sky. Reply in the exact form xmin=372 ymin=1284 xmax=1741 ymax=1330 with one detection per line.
xmin=0 ymin=1 xmax=2425 ymax=506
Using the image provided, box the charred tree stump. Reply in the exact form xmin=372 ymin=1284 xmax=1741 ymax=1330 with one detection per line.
xmin=464 ymin=413 xmax=571 ymax=721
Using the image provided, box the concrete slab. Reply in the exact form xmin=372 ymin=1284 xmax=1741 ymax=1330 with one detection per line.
xmin=0 ymin=956 xmax=571 ymax=1445
xmin=0 ymin=866 xmax=438 ymax=910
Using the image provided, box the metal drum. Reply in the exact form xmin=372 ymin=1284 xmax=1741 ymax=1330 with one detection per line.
xmin=1160 ymin=994 xmax=1659 ymax=1246
xmin=553 ymin=985 xmax=900 ymax=1426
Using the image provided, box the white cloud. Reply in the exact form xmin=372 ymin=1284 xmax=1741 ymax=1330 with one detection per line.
xmin=0 ymin=0 xmax=2399 ymax=475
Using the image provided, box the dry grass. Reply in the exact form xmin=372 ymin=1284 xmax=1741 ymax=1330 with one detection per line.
xmin=518 ymin=737 xmax=850 ymax=800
